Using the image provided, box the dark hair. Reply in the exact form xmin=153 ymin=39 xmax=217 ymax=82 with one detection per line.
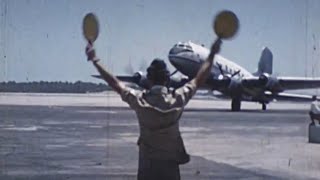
xmin=147 ymin=58 xmax=170 ymax=85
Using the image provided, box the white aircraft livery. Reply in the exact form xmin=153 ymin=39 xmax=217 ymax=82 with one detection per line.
xmin=94 ymin=41 xmax=320 ymax=111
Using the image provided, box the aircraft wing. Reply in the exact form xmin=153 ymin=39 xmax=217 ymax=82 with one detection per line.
xmin=240 ymin=76 xmax=320 ymax=91
xmin=265 ymin=91 xmax=320 ymax=102
xmin=92 ymin=75 xmax=102 ymax=79
xmin=277 ymin=77 xmax=320 ymax=90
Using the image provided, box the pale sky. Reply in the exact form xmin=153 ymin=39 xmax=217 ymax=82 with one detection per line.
xmin=0 ymin=0 xmax=319 ymax=82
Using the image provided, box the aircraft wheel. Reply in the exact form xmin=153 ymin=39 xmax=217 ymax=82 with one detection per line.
xmin=231 ymin=99 xmax=241 ymax=111
xmin=262 ymin=103 xmax=267 ymax=111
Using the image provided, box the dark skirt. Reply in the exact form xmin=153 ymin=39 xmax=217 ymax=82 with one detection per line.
xmin=138 ymin=149 xmax=181 ymax=180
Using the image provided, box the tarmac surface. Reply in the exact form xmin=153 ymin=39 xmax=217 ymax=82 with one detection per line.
xmin=0 ymin=92 xmax=320 ymax=180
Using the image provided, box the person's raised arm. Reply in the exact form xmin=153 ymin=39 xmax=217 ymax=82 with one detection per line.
xmin=191 ymin=39 xmax=222 ymax=89
xmin=86 ymin=42 xmax=125 ymax=95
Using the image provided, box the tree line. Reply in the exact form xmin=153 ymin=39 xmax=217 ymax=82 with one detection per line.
xmin=0 ymin=81 xmax=111 ymax=93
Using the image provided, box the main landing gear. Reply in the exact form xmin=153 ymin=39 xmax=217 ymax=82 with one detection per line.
xmin=262 ymin=103 xmax=267 ymax=111
xmin=231 ymin=100 xmax=267 ymax=111
xmin=231 ymin=98 xmax=241 ymax=111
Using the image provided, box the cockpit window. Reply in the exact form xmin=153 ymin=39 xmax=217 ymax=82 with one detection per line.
xmin=169 ymin=43 xmax=193 ymax=54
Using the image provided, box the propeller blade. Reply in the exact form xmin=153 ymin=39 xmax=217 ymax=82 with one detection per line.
xmin=91 ymin=75 xmax=102 ymax=79
xmin=217 ymin=63 xmax=224 ymax=75
xmin=231 ymin=70 xmax=240 ymax=77
xmin=116 ymin=76 xmax=138 ymax=83
xmin=170 ymin=70 xmax=178 ymax=77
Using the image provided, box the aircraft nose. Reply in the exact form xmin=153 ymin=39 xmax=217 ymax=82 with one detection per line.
xmin=168 ymin=45 xmax=197 ymax=71
xmin=168 ymin=54 xmax=181 ymax=68
xmin=168 ymin=47 xmax=180 ymax=66
xmin=168 ymin=49 xmax=201 ymax=77
xmin=168 ymin=51 xmax=195 ymax=72
xmin=168 ymin=47 xmax=179 ymax=56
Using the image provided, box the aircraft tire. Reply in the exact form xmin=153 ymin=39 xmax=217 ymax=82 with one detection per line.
xmin=262 ymin=103 xmax=267 ymax=110
xmin=231 ymin=99 xmax=241 ymax=111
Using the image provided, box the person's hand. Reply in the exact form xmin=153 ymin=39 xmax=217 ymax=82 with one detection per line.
xmin=210 ymin=39 xmax=222 ymax=54
xmin=85 ymin=41 xmax=99 ymax=62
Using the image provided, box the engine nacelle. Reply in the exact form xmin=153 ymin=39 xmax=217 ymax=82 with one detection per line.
xmin=133 ymin=71 xmax=143 ymax=82
xmin=133 ymin=71 xmax=149 ymax=89
xmin=259 ymin=73 xmax=278 ymax=90
xmin=258 ymin=73 xmax=270 ymax=86
xmin=228 ymin=77 xmax=241 ymax=91
xmin=214 ymin=74 xmax=241 ymax=95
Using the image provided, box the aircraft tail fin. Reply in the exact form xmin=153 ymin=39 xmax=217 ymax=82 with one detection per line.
xmin=253 ymin=47 xmax=273 ymax=76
